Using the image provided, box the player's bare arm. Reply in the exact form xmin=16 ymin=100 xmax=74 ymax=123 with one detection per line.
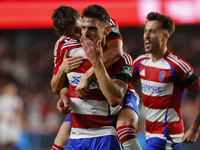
xmin=57 ymin=87 xmax=71 ymax=115
xmin=51 ymin=50 xmax=84 ymax=94
xmin=76 ymin=38 xmax=123 ymax=100
xmin=182 ymin=82 xmax=200 ymax=143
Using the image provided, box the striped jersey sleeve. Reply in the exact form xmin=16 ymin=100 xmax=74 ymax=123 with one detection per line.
xmin=106 ymin=18 xmax=122 ymax=41
xmin=165 ymin=50 xmax=199 ymax=91
xmin=109 ymin=52 xmax=134 ymax=82
xmin=53 ymin=36 xmax=81 ymax=75
xmin=53 ymin=35 xmax=67 ymax=75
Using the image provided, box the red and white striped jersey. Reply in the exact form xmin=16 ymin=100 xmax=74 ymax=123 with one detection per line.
xmin=52 ymin=18 xmax=134 ymax=139
xmin=53 ymin=18 xmax=122 ymax=75
xmin=132 ymin=50 xmax=200 ymax=142
xmin=67 ymin=49 xmax=134 ymax=139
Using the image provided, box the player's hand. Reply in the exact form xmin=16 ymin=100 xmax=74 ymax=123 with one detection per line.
xmin=182 ymin=128 xmax=198 ymax=143
xmin=80 ymin=36 xmax=103 ymax=65
xmin=57 ymin=94 xmax=71 ymax=115
xmin=75 ymin=74 xmax=90 ymax=101
xmin=59 ymin=51 xmax=84 ymax=74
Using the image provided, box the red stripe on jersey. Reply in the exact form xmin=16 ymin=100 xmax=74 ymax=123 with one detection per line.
xmin=62 ymin=43 xmax=82 ymax=52
xmin=143 ymin=90 xmax=183 ymax=110
xmin=139 ymin=65 xmax=173 ymax=83
xmin=110 ymin=18 xmax=118 ymax=27
xmin=146 ymin=119 xmax=183 ymax=135
xmin=68 ymin=85 xmax=107 ymax=101
xmin=71 ymin=113 xmax=118 ymax=129
xmin=122 ymin=52 xmax=133 ymax=65
xmin=71 ymin=59 xmax=92 ymax=73
xmin=53 ymin=36 xmax=66 ymax=75
xmin=164 ymin=50 xmax=193 ymax=82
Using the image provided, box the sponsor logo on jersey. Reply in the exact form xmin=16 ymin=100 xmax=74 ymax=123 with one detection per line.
xmin=69 ymin=75 xmax=82 ymax=85
xmin=89 ymin=78 xmax=100 ymax=89
xmin=185 ymin=71 xmax=193 ymax=79
xmin=68 ymin=73 xmax=100 ymax=89
xmin=159 ymin=70 xmax=166 ymax=82
xmin=140 ymin=69 xmax=145 ymax=76
xmin=111 ymin=26 xmax=120 ymax=34
xmin=122 ymin=66 xmax=133 ymax=77
xmin=125 ymin=102 xmax=133 ymax=108
xmin=142 ymin=82 xmax=162 ymax=95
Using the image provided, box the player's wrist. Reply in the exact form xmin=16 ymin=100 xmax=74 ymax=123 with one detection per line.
xmin=191 ymin=127 xmax=199 ymax=133
xmin=57 ymin=67 xmax=65 ymax=75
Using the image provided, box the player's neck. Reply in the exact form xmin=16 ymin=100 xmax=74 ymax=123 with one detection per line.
xmin=151 ymin=47 xmax=167 ymax=62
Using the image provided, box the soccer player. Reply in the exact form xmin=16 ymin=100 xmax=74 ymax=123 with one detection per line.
xmin=52 ymin=6 xmax=141 ymax=149
xmin=62 ymin=5 xmax=132 ymax=150
xmin=132 ymin=12 xmax=200 ymax=149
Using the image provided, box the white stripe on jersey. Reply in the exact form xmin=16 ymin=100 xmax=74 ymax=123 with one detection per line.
xmin=67 ymin=72 xmax=100 ymax=89
xmin=167 ymin=53 xmax=190 ymax=73
xmin=146 ymin=132 xmax=183 ymax=143
xmin=68 ymin=47 xmax=87 ymax=58
xmin=67 ymin=72 xmax=83 ymax=87
xmin=133 ymin=53 xmax=150 ymax=64
xmin=54 ymin=36 xmax=66 ymax=56
xmin=70 ymin=98 xmax=121 ymax=116
xmin=141 ymin=79 xmax=173 ymax=96
xmin=122 ymin=53 xmax=133 ymax=65
xmin=52 ymin=145 xmax=59 ymax=150
xmin=145 ymin=107 xmax=180 ymax=123
xmin=141 ymin=58 xmax=171 ymax=69
xmin=110 ymin=18 xmax=115 ymax=26
xmin=70 ymin=126 xmax=117 ymax=139
xmin=117 ymin=126 xmax=136 ymax=139
xmin=62 ymin=42 xmax=81 ymax=49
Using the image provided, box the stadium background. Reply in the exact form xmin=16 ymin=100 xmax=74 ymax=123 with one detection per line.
xmin=0 ymin=0 xmax=200 ymax=149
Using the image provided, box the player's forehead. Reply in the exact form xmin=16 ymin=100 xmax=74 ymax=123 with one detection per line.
xmin=82 ymin=17 xmax=101 ymax=27
xmin=145 ymin=20 xmax=162 ymax=31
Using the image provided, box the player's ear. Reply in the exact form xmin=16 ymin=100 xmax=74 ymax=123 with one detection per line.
xmin=162 ymin=31 xmax=169 ymax=41
xmin=104 ymin=26 xmax=111 ymax=36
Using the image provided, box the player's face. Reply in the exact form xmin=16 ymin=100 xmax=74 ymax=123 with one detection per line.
xmin=67 ymin=17 xmax=82 ymax=40
xmin=81 ymin=17 xmax=106 ymax=44
xmin=143 ymin=20 xmax=165 ymax=54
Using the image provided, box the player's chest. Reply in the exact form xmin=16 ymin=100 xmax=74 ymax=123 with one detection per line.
xmin=139 ymin=58 xmax=173 ymax=83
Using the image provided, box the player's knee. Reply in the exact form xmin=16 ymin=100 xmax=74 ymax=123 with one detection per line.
xmin=117 ymin=113 xmax=139 ymax=129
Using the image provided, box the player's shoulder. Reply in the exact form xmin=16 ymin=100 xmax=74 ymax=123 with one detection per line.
xmin=110 ymin=18 xmax=119 ymax=27
xmin=55 ymin=35 xmax=67 ymax=45
xmin=133 ymin=53 xmax=150 ymax=64
xmin=164 ymin=50 xmax=192 ymax=72
xmin=120 ymin=52 xmax=133 ymax=65
xmin=62 ymin=37 xmax=81 ymax=50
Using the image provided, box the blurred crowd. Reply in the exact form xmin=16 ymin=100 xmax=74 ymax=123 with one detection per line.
xmin=0 ymin=25 xmax=200 ymax=148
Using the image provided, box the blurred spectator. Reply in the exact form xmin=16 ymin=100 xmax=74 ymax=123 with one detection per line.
xmin=0 ymin=83 xmax=24 ymax=150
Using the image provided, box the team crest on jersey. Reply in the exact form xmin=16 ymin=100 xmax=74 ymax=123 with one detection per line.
xmin=159 ymin=70 xmax=166 ymax=82
xmin=122 ymin=66 xmax=133 ymax=77
xmin=111 ymin=26 xmax=120 ymax=34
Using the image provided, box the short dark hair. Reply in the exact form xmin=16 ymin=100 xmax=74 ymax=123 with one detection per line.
xmin=146 ymin=12 xmax=175 ymax=36
xmin=82 ymin=5 xmax=110 ymax=26
xmin=52 ymin=5 xmax=79 ymax=36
